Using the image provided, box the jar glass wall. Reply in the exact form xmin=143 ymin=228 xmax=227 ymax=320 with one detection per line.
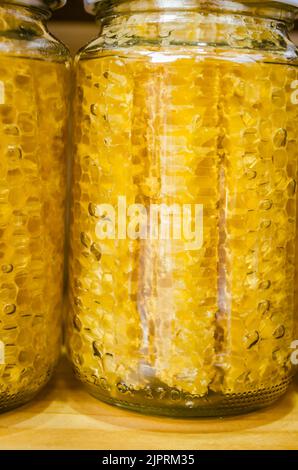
xmin=0 ymin=0 xmax=70 ymax=411
xmin=67 ymin=0 xmax=298 ymax=416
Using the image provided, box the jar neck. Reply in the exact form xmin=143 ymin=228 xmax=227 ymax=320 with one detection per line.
xmin=0 ymin=0 xmax=64 ymax=15
xmin=92 ymin=1 xmax=297 ymax=51
xmin=0 ymin=4 xmax=49 ymax=35
xmin=95 ymin=0 xmax=297 ymax=25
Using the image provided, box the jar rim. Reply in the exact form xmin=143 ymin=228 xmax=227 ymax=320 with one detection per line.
xmin=83 ymin=0 xmax=298 ymax=14
xmin=0 ymin=0 xmax=67 ymax=10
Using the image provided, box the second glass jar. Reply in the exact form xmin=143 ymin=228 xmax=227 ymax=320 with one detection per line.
xmin=67 ymin=0 xmax=298 ymax=416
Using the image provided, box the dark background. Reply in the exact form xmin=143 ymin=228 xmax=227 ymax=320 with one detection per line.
xmin=53 ymin=0 xmax=91 ymax=20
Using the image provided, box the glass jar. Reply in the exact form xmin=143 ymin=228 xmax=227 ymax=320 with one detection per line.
xmin=68 ymin=0 xmax=298 ymax=416
xmin=0 ymin=0 xmax=70 ymax=412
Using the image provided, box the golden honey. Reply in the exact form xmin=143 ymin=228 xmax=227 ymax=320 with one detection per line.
xmin=0 ymin=1 xmax=70 ymax=411
xmin=68 ymin=0 xmax=298 ymax=415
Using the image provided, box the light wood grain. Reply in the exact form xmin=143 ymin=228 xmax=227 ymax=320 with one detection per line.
xmin=0 ymin=358 xmax=297 ymax=450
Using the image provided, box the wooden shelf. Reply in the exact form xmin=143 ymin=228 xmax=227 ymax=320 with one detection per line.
xmin=0 ymin=358 xmax=297 ymax=450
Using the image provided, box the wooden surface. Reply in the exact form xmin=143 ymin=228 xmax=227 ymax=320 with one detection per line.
xmin=0 ymin=358 xmax=297 ymax=450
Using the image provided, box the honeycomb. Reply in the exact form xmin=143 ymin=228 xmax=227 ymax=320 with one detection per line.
xmin=0 ymin=56 xmax=69 ymax=411
xmin=217 ymin=62 xmax=298 ymax=394
xmin=68 ymin=50 xmax=298 ymax=412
